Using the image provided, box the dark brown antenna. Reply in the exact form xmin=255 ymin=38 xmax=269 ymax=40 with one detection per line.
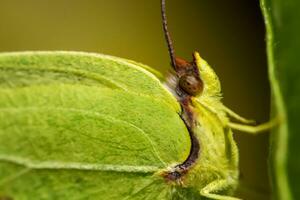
xmin=161 ymin=0 xmax=176 ymax=70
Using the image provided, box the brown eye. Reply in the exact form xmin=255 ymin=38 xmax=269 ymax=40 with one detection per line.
xmin=179 ymin=74 xmax=203 ymax=96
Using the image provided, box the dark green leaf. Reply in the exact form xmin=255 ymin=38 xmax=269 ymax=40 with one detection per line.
xmin=260 ymin=0 xmax=300 ymax=199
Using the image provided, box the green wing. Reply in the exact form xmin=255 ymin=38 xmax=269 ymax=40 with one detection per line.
xmin=0 ymin=52 xmax=191 ymax=199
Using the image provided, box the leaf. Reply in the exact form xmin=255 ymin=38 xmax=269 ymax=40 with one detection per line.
xmin=260 ymin=0 xmax=300 ymax=199
xmin=0 ymin=52 xmax=192 ymax=199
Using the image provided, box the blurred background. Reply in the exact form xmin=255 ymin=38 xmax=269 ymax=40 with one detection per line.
xmin=0 ymin=0 xmax=270 ymax=199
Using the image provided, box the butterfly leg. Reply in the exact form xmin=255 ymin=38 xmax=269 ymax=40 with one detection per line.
xmin=196 ymin=100 xmax=255 ymax=124
xmin=222 ymin=105 xmax=255 ymax=124
xmin=200 ymin=179 xmax=241 ymax=200
xmin=228 ymin=117 xmax=279 ymax=134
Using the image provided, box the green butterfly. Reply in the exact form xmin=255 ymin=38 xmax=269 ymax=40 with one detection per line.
xmin=0 ymin=0 xmax=274 ymax=199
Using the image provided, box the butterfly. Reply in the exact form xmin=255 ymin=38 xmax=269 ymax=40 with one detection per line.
xmin=0 ymin=1 xmax=275 ymax=199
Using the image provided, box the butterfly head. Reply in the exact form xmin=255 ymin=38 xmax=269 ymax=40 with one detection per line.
xmin=174 ymin=52 xmax=221 ymax=98
xmin=174 ymin=53 xmax=203 ymax=97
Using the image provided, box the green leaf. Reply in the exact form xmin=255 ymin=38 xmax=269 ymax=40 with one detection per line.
xmin=260 ymin=0 xmax=300 ymax=199
xmin=0 ymin=52 xmax=191 ymax=199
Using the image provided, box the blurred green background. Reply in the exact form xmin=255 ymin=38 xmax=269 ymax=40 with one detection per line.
xmin=0 ymin=0 xmax=270 ymax=199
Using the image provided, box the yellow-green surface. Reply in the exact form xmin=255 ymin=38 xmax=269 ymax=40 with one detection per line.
xmin=0 ymin=52 xmax=192 ymax=199
xmin=0 ymin=49 xmax=244 ymax=199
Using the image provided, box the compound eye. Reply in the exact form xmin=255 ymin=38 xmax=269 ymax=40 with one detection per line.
xmin=179 ymin=74 xmax=203 ymax=96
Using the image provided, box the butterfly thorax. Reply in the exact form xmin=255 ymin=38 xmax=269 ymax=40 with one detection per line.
xmin=162 ymin=52 xmax=239 ymax=193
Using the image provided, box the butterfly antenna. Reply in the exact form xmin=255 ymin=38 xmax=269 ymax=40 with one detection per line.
xmin=161 ymin=0 xmax=176 ymax=70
